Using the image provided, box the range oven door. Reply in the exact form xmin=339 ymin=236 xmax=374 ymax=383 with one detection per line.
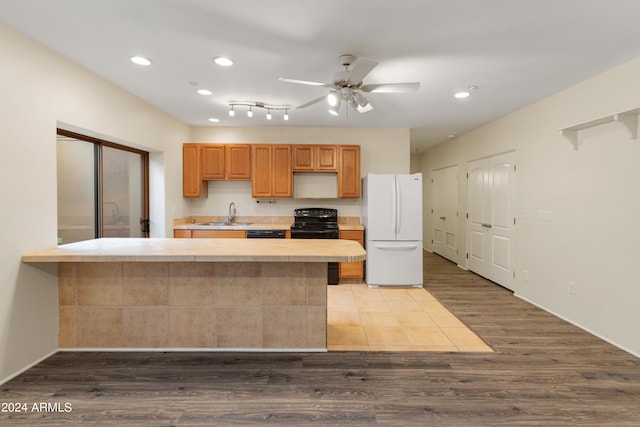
xmin=290 ymin=229 xmax=340 ymax=285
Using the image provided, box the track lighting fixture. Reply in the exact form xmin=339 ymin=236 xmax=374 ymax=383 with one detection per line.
xmin=228 ymin=101 xmax=291 ymax=121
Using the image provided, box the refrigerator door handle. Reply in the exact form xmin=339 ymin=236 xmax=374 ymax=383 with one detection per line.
xmin=395 ymin=178 xmax=401 ymax=234
xmin=373 ymin=243 xmax=419 ymax=251
xmin=391 ymin=180 xmax=397 ymax=234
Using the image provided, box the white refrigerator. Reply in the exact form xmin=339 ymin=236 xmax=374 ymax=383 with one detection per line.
xmin=361 ymin=173 xmax=423 ymax=287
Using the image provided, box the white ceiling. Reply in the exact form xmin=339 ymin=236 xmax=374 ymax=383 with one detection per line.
xmin=3 ymin=0 xmax=640 ymax=152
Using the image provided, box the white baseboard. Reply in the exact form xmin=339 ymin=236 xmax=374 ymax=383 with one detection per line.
xmin=0 ymin=349 xmax=58 ymax=386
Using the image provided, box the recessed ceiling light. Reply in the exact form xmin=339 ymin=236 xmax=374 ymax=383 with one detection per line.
xmin=213 ymin=56 xmax=233 ymax=67
xmin=130 ymin=56 xmax=152 ymax=66
xmin=454 ymin=85 xmax=479 ymax=99
xmin=197 ymin=89 xmax=212 ymax=96
xmin=208 ymin=118 xmax=220 ymax=123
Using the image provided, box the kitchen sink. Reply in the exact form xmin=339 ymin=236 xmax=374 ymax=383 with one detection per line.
xmin=200 ymin=222 xmax=252 ymax=227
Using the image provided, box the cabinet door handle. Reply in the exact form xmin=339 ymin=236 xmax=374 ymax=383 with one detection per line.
xmin=482 ymin=223 xmax=492 ymax=228
xmin=440 ymin=216 xmax=446 ymax=220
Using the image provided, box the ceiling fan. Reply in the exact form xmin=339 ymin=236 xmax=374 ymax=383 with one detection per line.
xmin=278 ymin=54 xmax=420 ymax=115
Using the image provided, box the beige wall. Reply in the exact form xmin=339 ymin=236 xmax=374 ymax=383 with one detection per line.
xmin=0 ymin=23 xmax=190 ymax=383
xmin=187 ymin=127 xmax=410 ymax=218
xmin=418 ymin=56 xmax=640 ymax=357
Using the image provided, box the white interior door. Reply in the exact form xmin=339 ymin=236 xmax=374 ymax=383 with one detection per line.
xmin=432 ymin=166 xmax=458 ymax=262
xmin=467 ymin=152 xmax=516 ymax=290
xmin=467 ymin=158 xmax=490 ymax=278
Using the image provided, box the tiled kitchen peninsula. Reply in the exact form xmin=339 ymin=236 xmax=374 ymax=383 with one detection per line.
xmin=22 ymin=238 xmax=366 ymax=351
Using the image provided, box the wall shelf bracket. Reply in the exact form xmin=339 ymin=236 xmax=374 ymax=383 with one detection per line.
xmin=559 ymin=107 xmax=640 ymax=150
xmin=614 ymin=111 xmax=638 ymax=140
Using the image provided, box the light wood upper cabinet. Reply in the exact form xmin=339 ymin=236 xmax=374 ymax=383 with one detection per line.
xmin=272 ymin=145 xmax=293 ymax=197
xmin=184 ymin=143 xmax=358 ymax=199
xmin=201 ymin=145 xmax=225 ymax=180
xmin=292 ymin=145 xmax=314 ymax=171
xmin=225 ymin=144 xmax=251 ymax=179
xmin=338 ymin=145 xmax=361 ymax=198
xmin=183 ymin=143 xmax=251 ymax=197
xmin=317 ymin=145 xmax=338 ymax=171
xmin=183 ymin=143 xmax=207 ymax=198
xmin=251 ymin=144 xmax=292 ymax=198
xmin=202 ymin=144 xmax=251 ymax=180
xmin=292 ymin=145 xmax=337 ymax=172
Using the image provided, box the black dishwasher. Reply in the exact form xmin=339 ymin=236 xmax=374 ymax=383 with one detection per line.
xmin=245 ymin=229 xmax=286 ymax=238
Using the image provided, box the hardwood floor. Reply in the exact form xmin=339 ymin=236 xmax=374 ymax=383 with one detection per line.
xmin=1 ymin=251 xmax=639 ymax=426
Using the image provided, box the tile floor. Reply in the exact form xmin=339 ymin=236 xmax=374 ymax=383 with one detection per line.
xmin=327 ymin=283 xmax=493 ymax=352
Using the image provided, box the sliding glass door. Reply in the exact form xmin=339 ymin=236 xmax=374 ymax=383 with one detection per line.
xmin=56 ymin=130 xmax=149 ymax=244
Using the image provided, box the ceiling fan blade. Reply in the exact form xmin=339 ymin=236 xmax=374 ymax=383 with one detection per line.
xmin=278 ymin=77 xmax=331 ymax=88
xmin=296 ymin=96 xmax=326 ymax=109
xmin=346 ymin=57 xmax=377 ymax=84
xmin=361 ymin=82 xmax=420 ymax=93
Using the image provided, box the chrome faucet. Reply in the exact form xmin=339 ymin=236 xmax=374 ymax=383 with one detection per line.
xmin=227 ymin=202 xmax=236 ymax=224
xmin=103 ymin=201 xmax=120 ymax=224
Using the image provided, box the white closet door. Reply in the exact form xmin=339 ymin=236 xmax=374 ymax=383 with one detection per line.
xmin=467 ymin=152 xmax=516 ymax=290
xmin=432 ymin=165 xmax=458 ymax=263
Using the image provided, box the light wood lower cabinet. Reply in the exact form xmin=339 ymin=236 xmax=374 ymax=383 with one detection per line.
xmin=192 ymin=230 xmax=246 ymax=238
xmin=175 ymin=229 xmax=247 ymax=238
xmin=175 ymin=229 xmax=290 ymax=239
xmin=339 ymin=229 xmax=364 ymax=280
xmin=174 ymin=229 xmax=192 ymax=238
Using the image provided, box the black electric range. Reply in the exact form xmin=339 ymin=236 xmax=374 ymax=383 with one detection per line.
xmin=290 ymin=208 xmax=339 ymax=285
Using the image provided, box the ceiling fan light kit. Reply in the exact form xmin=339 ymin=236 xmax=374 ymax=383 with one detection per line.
xmin=279 ymin=54 xmax=420 ymax=117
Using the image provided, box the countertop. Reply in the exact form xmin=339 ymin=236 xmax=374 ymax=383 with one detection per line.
xmin=173 ymin=216 xmax=365 ymax=231
xmin=173 ymin=222 xmax=365 ymax=231
xmin=21 ymin=238 xmax=367 ymax=263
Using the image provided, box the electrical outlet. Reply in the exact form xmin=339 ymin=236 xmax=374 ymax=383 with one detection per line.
xmin=569 ymin=281 xmax=577 ymax=296
xmin=538 ymin=210 xmax=553 ymax=222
